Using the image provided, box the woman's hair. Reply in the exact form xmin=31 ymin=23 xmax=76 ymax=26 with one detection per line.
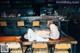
xmin=47 ymin=20 xmax=53 ymax=25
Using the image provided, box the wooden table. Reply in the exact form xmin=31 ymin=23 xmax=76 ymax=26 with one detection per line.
xmin=49 ymin=36 xmax=77 ymax=44
xmin=0 ymin=36 xmax=21 ymax=43
xmin=0 ymin=36 xmax=22 ymax=53
xmin=23 ymin=36 xmax=77 ymax=45
xmin=0 ymin=36 xmax=78 ymax=53
xmin=0 ymin=36 xmax=77 ymax=44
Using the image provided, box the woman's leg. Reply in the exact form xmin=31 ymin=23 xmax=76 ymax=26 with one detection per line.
xmin=49 ymin=33 xmax=60 ymax=40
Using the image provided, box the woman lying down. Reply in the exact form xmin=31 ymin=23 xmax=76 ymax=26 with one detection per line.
xmin=24 ymin=20 xmax=60 ymax=42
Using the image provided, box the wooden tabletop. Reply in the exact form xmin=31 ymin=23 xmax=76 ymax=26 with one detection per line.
xmin=23 ymin=36 xmax=77 ymax=45
xmin=48 ymin=36 xmax=77 ymax=44
xmin=0 ymin=36 xmax=77 ymax=44
xmin=0 ymin=36 xmax=21 ymax=43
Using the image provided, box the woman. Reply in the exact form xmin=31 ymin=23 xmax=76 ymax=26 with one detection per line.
xmin=24 ymin=20 xmax=60 ymax=42
xmin=24 ymin=28 xmax=50 ymax=42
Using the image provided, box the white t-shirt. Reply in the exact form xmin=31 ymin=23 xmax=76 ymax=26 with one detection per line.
xmin=49 ymin=24 xmax=60 ymax=39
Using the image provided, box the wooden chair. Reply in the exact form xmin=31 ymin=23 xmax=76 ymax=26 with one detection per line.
xmin=32 ymin=43 xmax=47 ymax=49
xmin=10 ymin=49 xmax=22 ymax=53
xmin=0 ymin=43 xmax=5 ymax=45
xmin=54 ymin=50 xmax=69 ymax=53
xmin=6 ymin=42 xmax=22 ymax=53
xmin=32 ymin=43 xmax=48 ymax=53
xmin=55 ymin=43 xmax=71 ymax=49
xmin=54 ymin=42 xmax=71 ymax=53
xmin=6 ymin=42 xmax=21 ymax=49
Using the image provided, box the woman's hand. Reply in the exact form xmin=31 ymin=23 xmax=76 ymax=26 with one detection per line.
xmin=16 ymin=36 xmax=21 ymax=40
